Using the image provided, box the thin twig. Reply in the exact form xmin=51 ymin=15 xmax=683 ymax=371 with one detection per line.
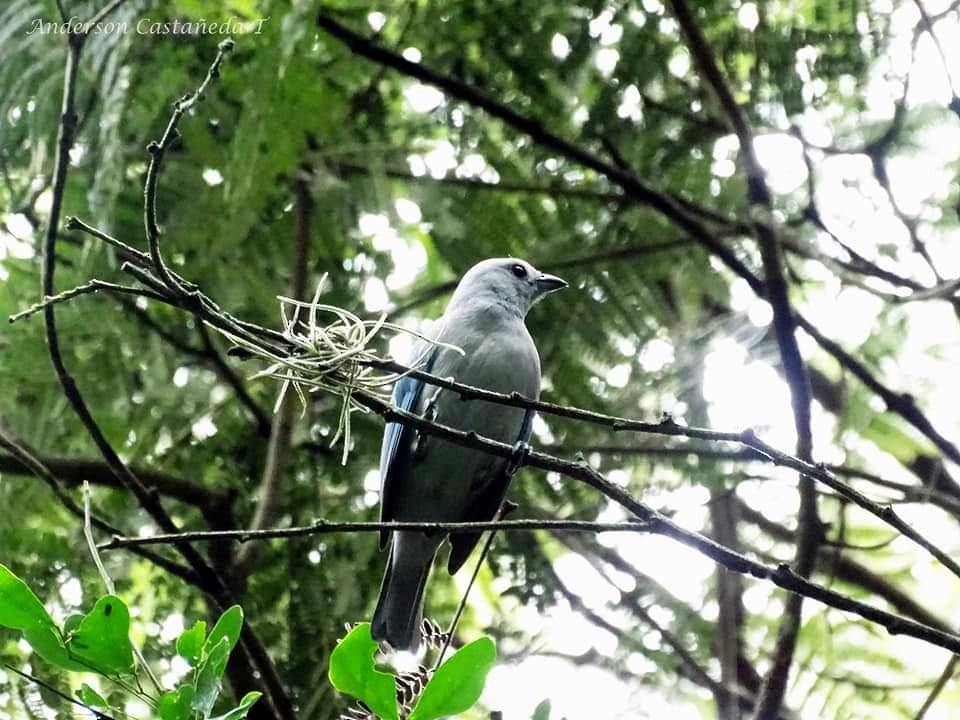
xmin=435 ymin=502 xmax=516 ymax=668
xmin=99 ymin=518 xmax=653 ymax=549
xmin=4 ymin=664 xmax=118 ymax=720
xmin=143 ymin=39 xmax=235 ymax=296
xmin=0 ymin=425 xmax=198 ymax=583
xmin=664 ymin=1 xmax=818 ymax=715
xmin=737 ymin=499 xmax=951 ymax=634
xmin=94 ymin=508 xmax=960 ymax=656
xmin=82 ymin=482 xmax=163 ymax=694
xmin=912 ymin=0 xmax=960 ymax=98
xmin=912 ymin=655 xmax=959 ymax=720
xmin=9 ymin=279 xmax=169 ymax=323
xmin=795 ymin=315 xmax=960 ymax=466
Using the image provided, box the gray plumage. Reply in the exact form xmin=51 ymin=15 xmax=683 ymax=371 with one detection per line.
xmin=371 ymin=258 xmax=566 ymax=651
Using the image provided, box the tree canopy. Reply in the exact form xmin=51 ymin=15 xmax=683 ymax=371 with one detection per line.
xmin=2 ymin=0 xmax=960 ymax=719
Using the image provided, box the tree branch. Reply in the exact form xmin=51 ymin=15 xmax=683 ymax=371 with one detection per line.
xmin=315 ymin=12 xmax=746 ymax=258
xmin=312 ymin=11 xmax=960 ymax=489
xmin=387 ymin=239 xmax=694 ymax=317
xmin=736 ymin=499 xmax=951 ymax=634
xmin=0 ymin=451 xmax=227 ymax=508
xmin=143 ymin=39 xmax=235 ymax=296
xmin=38 ymin=29 xmax=292 ymax=720
xmin=99 ymin=518 xmax=654 ymax=549
xmin=235 ymin=169 xmax=313 ymax=572
xmin=795 ymin=315 xmax=960 ymax=466
xmin=9 ymin=279 xmax=170 ymax=323
xmin=0 ymin=424 xmax=199 ymax=585
xmin=663 ymin=3 xmax=819 ymax=712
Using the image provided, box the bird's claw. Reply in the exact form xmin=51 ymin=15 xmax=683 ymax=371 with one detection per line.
xmin=507 ymin=440 xmax=532 ymax=474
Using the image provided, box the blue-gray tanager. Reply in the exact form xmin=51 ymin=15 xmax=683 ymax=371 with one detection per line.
xmin=371 ymin=258 xmax=567 ymax=651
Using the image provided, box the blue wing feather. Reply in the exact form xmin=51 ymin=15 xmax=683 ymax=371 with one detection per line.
xmin=517 ymin=407 xmax=534 ymax=445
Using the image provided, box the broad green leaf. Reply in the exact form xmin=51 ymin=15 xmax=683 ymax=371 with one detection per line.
xmin=204 ymin=605 xmax=243 ymax=658
xmin=409 ymin=637 xmax=496 ymax=720
xmin=0 ymin=563 xmax=81 ymax=670
xmin=77 ymin=683 xmax=109 ymax=709
xmin=194 ymin=636 xmax=231 ymax=717
xmin=66 ymin=595 xmax=135 ymax=675
xmin=177 ymin=619 xmax=207 ymax=665
xmin=532 ymin=699 xmax=551 ymax=720
xmin=209 ymin=691 xmax=263 ymax=720
xmin=328 ymin=623 xmax=398 ymax=720
xmin=23 ymin=623 xmax=87 ymax=671
xmin=159 ymin=684 xmax=195 ymax=720
xmin=0 ymin=563 xmax=56 ymax=632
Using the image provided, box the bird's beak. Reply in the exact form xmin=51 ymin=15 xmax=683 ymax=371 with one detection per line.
xmin=535 ymin=272 xmax=567 ymax=294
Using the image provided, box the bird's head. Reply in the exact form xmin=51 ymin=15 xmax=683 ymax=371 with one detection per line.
xmin=449 ymin=258 xmax=567 ymax=317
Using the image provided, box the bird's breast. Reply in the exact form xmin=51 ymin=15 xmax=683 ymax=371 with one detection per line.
xmin=392 ymin=323 xmax=540 ymax=520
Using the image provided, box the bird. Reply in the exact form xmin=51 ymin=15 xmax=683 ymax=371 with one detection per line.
xmin=371 ymin=257 xmax=567 ymax=651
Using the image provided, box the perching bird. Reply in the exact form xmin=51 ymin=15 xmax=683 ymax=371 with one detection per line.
xmin=371 ymin=258 xmax=567 ymax=651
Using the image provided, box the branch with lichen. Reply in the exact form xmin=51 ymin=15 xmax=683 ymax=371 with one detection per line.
xmin=19 ymin=16 xmax=960 ymax=693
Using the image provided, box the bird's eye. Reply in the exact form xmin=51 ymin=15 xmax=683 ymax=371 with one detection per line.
xmin=510 ymin=264 xmax=527 ymax=278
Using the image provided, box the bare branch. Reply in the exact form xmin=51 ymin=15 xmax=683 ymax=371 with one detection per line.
xmin=0 ymin=424 xmax=199 ymax=584
xmin=795 ymin=315 xmax=960 ymax=466
xmin=315 ymin=12 xmax=748 ymax=262
xmin=0 ymin=451 xmax=228 ymax=508
xmin=388 ymin=239 xmax=694 ymax=318
xmin=99 ymin=518 xmax=655 ymax=549
xmin=9 ymin=278 xmax=170 ymax=323
xmin=737 ymin=499 xmax=951 ymax=634
xmin=38 ymin=33 xmax=292 ymax=720
xmin=913 ymin=656 xmax=959 ymax=720
xmin=143 ymin=39 xmax=235 ymax=296
xmin=119 ymin=504 xmax=960 ymax=656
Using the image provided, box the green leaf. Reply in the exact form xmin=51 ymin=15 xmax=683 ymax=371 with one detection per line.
xmin=63 ymin=613 xmax=84 ymax=635
xmin=0 ymin=567 xmax=87 ymax=671
xmin=20 ymin=623 xmax=80 ymax=671
xmin=66 ymin=595 xmax=135 ymax=675
xmin=204 ymin=605 xmax=243 ymax=658
xmin=531 ymin=699 xmax=551 ymax=720
xmin=209 ymin=691 xmax=263 ymax=720
xmin=0 ymin=563 xmax=57 ymax=632
xmin=408 ymin=637 xmax=496 ymax=720
xmin=177 ymin=619 xmax=207 ymax=665
xmin=194 ymin=636 xmax=231 ymax=717
xmin=159 ymin=684 xmax=195 ymax=720
xmin=77 ymin=683 xmax=109 ymax=709
xmin=328 ymin=623 xmax=398 ymax=720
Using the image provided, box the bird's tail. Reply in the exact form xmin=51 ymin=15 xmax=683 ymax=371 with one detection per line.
xmin=371 ymin=532 xmax=436 ymax=652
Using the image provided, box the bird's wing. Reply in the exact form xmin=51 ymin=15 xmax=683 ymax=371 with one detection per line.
xmin=446 ymin=407 xmax=535 ymax=574
xmin=378 ymin=339 xmax=438 ymax=547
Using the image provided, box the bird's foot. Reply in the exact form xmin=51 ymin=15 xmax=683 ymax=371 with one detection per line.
xmin=423 ymin=386 xmax=443 ymax=421
xmin=507 ymin=440 xmax=532 ymax=474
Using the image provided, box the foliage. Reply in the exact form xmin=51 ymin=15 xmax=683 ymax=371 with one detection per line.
xmin=0 ymin=564 xmax=259 ymax=719
xmin=2 ymin=0 xmax=960 ymax=718
xmin=328 ymin=623 xmax=495 ymax=720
